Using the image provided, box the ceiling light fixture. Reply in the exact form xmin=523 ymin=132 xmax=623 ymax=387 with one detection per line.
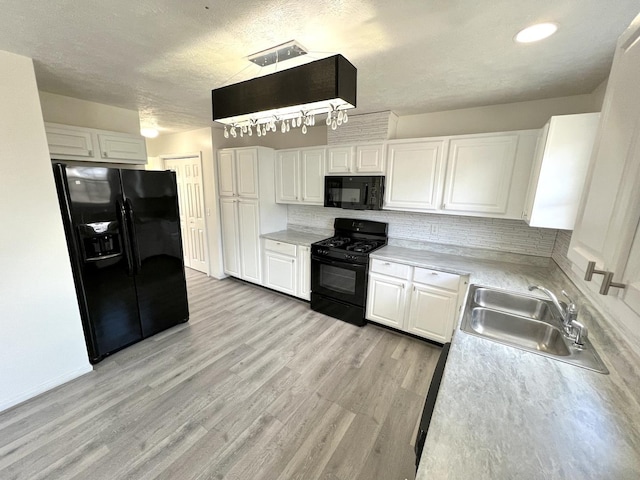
xmin=211 ymin=42 xmax=357 ymax=138
xmin=140 ymin=127 xmax=159 ymax=138
xmin=515 ymin=23 xmax=558 ymax=43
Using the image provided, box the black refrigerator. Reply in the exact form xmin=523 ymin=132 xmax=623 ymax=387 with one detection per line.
xmin=53 ymin=164 xmax=189 ymax=364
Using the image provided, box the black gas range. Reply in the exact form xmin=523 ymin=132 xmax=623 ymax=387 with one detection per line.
xmin=310 ymin=218 xmax=388 ymax=326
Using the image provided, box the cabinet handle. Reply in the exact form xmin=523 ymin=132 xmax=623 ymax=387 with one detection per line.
xmin=441 ymin=203 xmax=446 ymax=209
xmin=103 ymin=151 xmax=108 ymax=158
xmin=401 ymin=283 xmax=405 ymax=289
xmin=584 ymin=261 xmax=607 ymax=281
xmin=88 ymin=149 xmax=93 ymax=156
xmin=384 ymin=262 xmax=391 ymax=266
xmin=431 ymin=272 xmax=438 ymax=275
xmin=599 ymin=271 xmax=626 ymax=296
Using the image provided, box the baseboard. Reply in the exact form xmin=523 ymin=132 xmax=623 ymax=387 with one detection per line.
xmin=0 ymin=363 xmax=93 ymax=413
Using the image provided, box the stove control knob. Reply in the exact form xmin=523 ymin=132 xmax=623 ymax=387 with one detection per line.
xmin=345 ymin=254 xmax=357 ymax=260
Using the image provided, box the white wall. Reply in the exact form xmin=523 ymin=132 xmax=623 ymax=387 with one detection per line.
xmin=39 ymin=91 xmax=141 ymax=134
xmin=395 ymin=93 xmax=598 ymax=138
xmin=145 ymin=128 xmax=224 ymax=278
xmin=0 ymin=51 xmax=92 ymax=412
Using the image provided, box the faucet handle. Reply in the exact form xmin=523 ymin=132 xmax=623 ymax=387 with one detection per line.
xmin=570 ymin=320 xmax=588 ymax=348
xmin=562 ymin=290 xmax=577 ymax=310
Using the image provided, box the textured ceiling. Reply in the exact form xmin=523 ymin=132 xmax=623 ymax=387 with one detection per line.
xmin=0 ymin=0 xmax=638 ymax=134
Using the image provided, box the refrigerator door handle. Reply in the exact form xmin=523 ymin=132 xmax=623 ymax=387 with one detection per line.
xmin=117 ymin=198 xmax=134 ymax=275
xmin=124 ymin=199 xmax=143 ymax=274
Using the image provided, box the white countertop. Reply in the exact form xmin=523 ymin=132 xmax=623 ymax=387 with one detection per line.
xmin=371 ymin=245 xmax=640 ymax=479
xmin=260 ymin=230 xmax=328 ymax=247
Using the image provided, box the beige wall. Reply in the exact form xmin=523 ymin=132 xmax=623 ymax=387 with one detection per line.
xmin=395 ymin=93 xmax=599 ymax=138
xmin=145 ymin=127 xmax=224 ymax=278
xmin=39 ymin=91 xmax=140 ymax=134
xmin=0 ymin=51 xmax=92 ymax=411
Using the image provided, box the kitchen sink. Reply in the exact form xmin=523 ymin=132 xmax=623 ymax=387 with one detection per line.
xmin=460 ymin=285 xmax=608 ymax=373
xmin=473 ymin=288 xmax=554 ymax=322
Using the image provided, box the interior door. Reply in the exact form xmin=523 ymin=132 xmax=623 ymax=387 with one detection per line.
xmin=165 ymin=156 xmax=209 ymax=275
xmin=164 ymin=159 xmax=190 ymax=268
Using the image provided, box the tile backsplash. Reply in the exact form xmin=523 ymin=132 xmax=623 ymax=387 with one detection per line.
xmin=287 ymin=205 xmax=558 ymax=257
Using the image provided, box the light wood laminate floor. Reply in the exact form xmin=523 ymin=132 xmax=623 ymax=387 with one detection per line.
xmin=0 ymin=269 xmax=441 ymax=480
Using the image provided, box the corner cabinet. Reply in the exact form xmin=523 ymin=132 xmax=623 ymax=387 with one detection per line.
xmin=383 ymin=130 xmax=537 ymax=219
xmin=523 ymin=113 xmax=600 ymax=229
xmin=275 ymin=147 xmax=324 ymax=205
xmin=217 ymin=147 xmax=287 ymax=285
xmin=45 ymin=122 xmax=147 ymax=164
xmin=366 ymin=258 xmax=467 ymax=343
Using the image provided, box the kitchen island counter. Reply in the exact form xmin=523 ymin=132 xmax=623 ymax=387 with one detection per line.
xmin=370 ymin=246 xmax=640 ymax=479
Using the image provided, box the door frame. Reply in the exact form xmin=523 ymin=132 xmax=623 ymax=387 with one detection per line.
xmin=161 ymin=152 xmax=210 ymax=276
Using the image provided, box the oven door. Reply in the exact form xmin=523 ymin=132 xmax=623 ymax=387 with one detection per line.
xmin=311 ymin=255 xmax=368 ymax=306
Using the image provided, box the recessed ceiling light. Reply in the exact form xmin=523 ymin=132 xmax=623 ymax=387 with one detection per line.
xmin=140 ymin=128 xmax=159 ymax=138
xmin=515 ymin=23 xmax=558 ymax=43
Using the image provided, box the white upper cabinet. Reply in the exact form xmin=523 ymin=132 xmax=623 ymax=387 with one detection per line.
xmin=218 ymin=148 xmax=259 ymax=198
xmin=384 ymin=140 xmax=447 ymax=211
xmin=275 ymin=150 xmax=300 ymax=203
xmin=300 ymin=148 xmax=325 ymax=204
xmin=355 ymin=143 xmax=385 ymax=173
xmin=97 ymin=133 xmax=147 ymax=162
xmin=275 ymin=147 xmax=324 ymax=205
xmin=235 ymin=149 xmax=259 ymax=198
xmin=325 ymin=143 xmax=383 ymax=174
xmin=45 ymin=123 xmax=147 ymax=164
xmin=326 ymin=146 xmax=354 ymax=174
xmin=442 ymin=134 xmax=518 ymax=215
xmin=45 ymin=125 xmax=94 ymax=158
xmin=523 ymin=113 xmax=600 ymax=229
xmin=218 ymin=150 xmax=236 ymax=197
xmin=383 ymin=130 xmax=536 ymax=219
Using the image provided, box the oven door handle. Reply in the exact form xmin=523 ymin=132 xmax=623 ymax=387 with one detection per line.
xmin=312 ymin=255 xmax=367 ymax=269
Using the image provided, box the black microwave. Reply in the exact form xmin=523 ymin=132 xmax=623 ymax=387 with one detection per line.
xmin=324 ymin=176 xmax=384 ymax=210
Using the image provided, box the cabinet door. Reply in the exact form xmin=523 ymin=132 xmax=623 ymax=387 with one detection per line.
xmin=366 ymin=273 xmax=409 ymax=329
xmin=298 ymin=245 xmax=311 ymax=301
xmin=45 ymin=125 xmax=94 ymax=158
xmin=407 ymin=283 xmax=458 ymax=343
xmin=326 ymin=146 xmax=353 ymax=174
xmin=385 ymin=141 xmax=446 ymax=211
xmin=264 ymin=251 xmax=297 ymax=296
xmin=276 ymin=150 xmax=300 ymax=203
xmin=524 ymin=114 xmax=600 ymax=229
xmin=569 ymin=24 xmax=640 ymax=277
xmin=219 ymin=198 xmax=240 ymax=277
xmin=443 ymin=134 xmax=518 ymax=214
xmin=300 ymin=148 xmax=325 ymax=204
xmin=236 ymin=149 xmax=259 ymax=198
xmin=97 ymin=134 xmax=147 ymax=162
xmin=237 ymin=199 xmax=261 ymax=284
xmin=355 ymin=143 xmax=385 ymax=173
xmin=218 ymin=150 xmax=236 ymax=197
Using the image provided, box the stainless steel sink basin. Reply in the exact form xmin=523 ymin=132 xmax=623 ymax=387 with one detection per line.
xmin=460 ymin=285 xmax=608 ymax=374
xmin=474 ymin=288 xmax=555 ymax=322
xmin=470 ymin=308 xmax=570 ymax=356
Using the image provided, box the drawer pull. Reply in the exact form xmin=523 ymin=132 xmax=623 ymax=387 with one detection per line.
xmin=431 ymin=272 xmax=438 ymax=275
xmin=384 ymin=262 xmax=391 ymax=266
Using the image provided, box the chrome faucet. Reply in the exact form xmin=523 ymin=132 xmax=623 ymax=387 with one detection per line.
xmin=528 ymin=285 xmax=583 ymax=341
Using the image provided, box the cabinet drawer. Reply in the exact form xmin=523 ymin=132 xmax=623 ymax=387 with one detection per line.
xmin=413 ymin=267 xmax=460 ymax=291
xmin=264 ymin=239 xmax=297 ymax=256
xmin=370 ymin=259 xmax=411 ymax=279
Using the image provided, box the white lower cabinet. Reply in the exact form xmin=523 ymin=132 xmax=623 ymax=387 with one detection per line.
xmin=366 ymin=258 xmax=466 ymax=342
xmin=406 ymin=283 xmax=458 ymax=343
xmin=263 ymin=239 xmax=311 ymax=300
xmin=366 ymin=273 xmax=410 ymax=329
